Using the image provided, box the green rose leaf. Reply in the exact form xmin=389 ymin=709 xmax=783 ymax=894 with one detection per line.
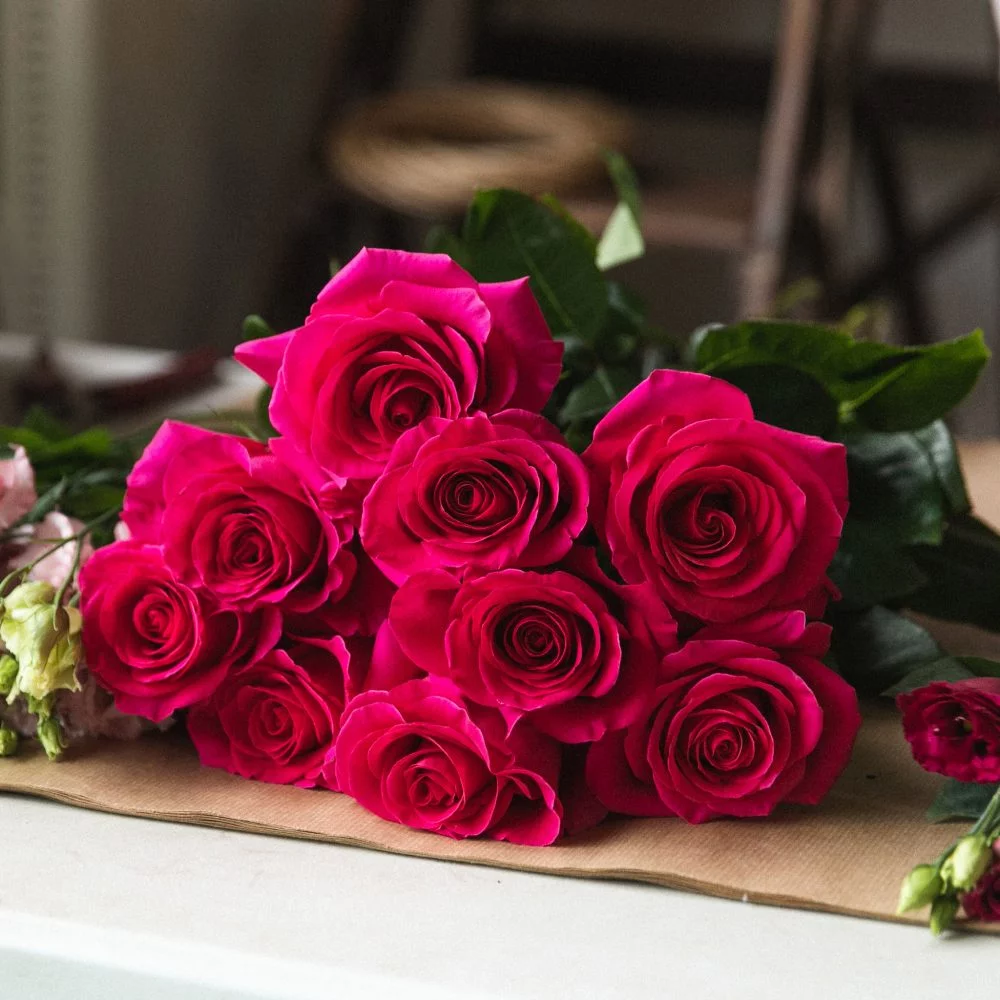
xmin=829 ymin=606 xmax=942 ymax=695
xmin=558 ymin=366 xmax=634 ymax=424
xmin=827 ymin=519 xmax=928 ymax=609
xmin=459 ymin=189 xmax=608 ymax=344
xmin=882 ymin=657 xmax=977 ymax=696
xmin=717 ymin=364 xmax=839 ymax=437
xmin=688 ymin=321 xmax=988 ymax=431
xmin=927 ymin=779 xmax=1000 ymax=823
xmin=907 ymin=514 xmax=1000 ymax=632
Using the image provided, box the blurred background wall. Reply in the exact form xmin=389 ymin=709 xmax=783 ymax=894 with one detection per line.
xmin=1 ymin=0 xmax=997 ymax=431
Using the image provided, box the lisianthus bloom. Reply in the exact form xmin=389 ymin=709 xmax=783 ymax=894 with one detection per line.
xmin=587 ymin=615 xmax=860 ymax=822
xmin=188 ymin=639 xmax=361 ymax=789
xmin=5 ymin=511 xmax=93 ymax=590
xmin=898 ymin=679 xmax=1000 ymax=782
xmin=962 ymin=859 xmax=1000 ymax=922
xmin=79 ymin=542 xmax=280 ymax=722
xmin=122 ymin=422 xmax=356 ymax=614
xmin=0 ymin=581 xmax=81 ymax=702
xmin=0 ymin=446 xmax=36 ymax=531
xmin=584 ymin=370 xmax=848 ymax=623
xmin=236 ymin=248 xmax=563 ymax=484
xmin=335 ymin=676 xmax=563 ymax=844
xmin=361 ymin=410 xmax=588 ymax=584
xmin=381 ymin=549 xmax=676 ymax=743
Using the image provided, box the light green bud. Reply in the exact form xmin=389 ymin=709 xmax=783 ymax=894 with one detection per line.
xmin=897 ymin=864 xmax=943 ymax=914
xmin=0 ymin=582 xmax=81 ymax=702
xmin=948 ymin=834 xmax=992 ymax=891
xmin=0 ymin=725 xmax=18 ymax=757
xmin=929 ymin=895 xmax=959 ymax=936
xmin=36 ymin=716 xmax=65 ymax=761
xmin=0 ymin=654 xmax=17 ymax=697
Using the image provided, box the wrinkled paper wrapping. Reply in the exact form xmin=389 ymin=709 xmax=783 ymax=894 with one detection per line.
xmin=2 ymin=442 xmax=999 ymax=927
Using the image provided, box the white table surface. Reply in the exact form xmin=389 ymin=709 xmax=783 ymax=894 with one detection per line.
xmin=3 ymin=797 xmax=998 ymax=999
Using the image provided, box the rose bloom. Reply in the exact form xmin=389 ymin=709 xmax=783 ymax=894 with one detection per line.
xmin=587 ymin=616 xmax=860 ymax=823
xmin=584 ymin=370 xmax=848 ymax=623
xmin=79 ymin=541 xmax=280 ymax=722
xmin=188 ymin=638 xmax=360 ymax=788
xmin=962 ymin=861 xmax=1000 ymax=922
xmin=235 ymin=248 xmax=563 ymax=484
xmin=897 ymin=679 xmax=1000 ymax=782
xmin=122 ymin=422 xmax=356 ymax=613
xmin=335 ymin=676 xmax=563 ymax=844
xmin=361 ymin=410 xmax=588 ymax=584
xmin=382 ymin=549 xmax=677 ymax=743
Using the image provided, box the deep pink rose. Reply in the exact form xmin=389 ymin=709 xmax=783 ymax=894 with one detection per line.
xmin=898 ymin=679 xmax=1000 ymax=782
xmin=361 ymin=410 xmax=588 ymax=584
xmin=188 ymin=638 xmax=360 ymax=788
xmin=584 ymin=370 xmax=848 ymax=623
xmin=123 ymin=422 xmax=356 ymax=613
xmin=962 ymin=862 xmax=1000 ymax=922
xmin=334 ymin=676 xmax=563 ymax=843
xmin=384 ymin=550 xmax=677 ymax=742
xmin=235 ymin=248 xmax=563 ymax=483
xmin=0 ymin=445 xmax=36 ymax=530
xmin=587 ymin=631 xmax=860 ymax=823
xmin=80 ymin=541 xmax=280 ymax=722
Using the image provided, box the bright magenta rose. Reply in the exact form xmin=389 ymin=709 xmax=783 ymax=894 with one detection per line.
xmin=123 ymin=422 xmax=356 ymax=613
xmin=187 ymin=638 xmax=360 ymax=788
xmin=360 ymin=410 xmax=588 ymax=584
xmin=235 ymin=249 xmax=563 ymax=483
xmin=898 ymin=679 xmax=1000 ymax=782
xmin=584 ymin=370 xmax=848 ymax=623
xmin=382 ymin=549 xmax=677 ymax=743
xmin=79 ymin=541 xmax=280 ymax=722
xmin=334 ymin=676 xmax=563 ymax=843
xmin=586 ymin=614 xmax=860 ymax=822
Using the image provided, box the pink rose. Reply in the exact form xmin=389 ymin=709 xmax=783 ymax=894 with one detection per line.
xmin=6 ymin=511 xmax=93 ymax=590
xmin=80 ymin=541 xmax=280 ymax=722
xmin=584 ymin=370 xmax=848 ymax=623
xmin=383 ymin=549 xmax=677 ymax=742
xmin=188 ymin=638 xmax=360 ymax=788
xmin=122 ymin=422 xmax=356 ymax=613
xmin=361 ymin=410 xmax=588 ymax=584
xmin=0 ymin=446 xmax=36 ymax=530
xmin=898 ymin=679 xmax=1000 ymax=782
xmin=235 ymin=248 xmax=563 ymax=483
xmin=586 ymin=626 xmax=860 ymax=822
xmin=335 ymin=676 xmax=563 ymax=843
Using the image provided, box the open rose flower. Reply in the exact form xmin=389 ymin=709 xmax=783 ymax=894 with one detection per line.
xmin=188 ymin=638 xmax=359 ymax=788
xmin=80 ymin=541 xmax=280 ymax=722
xmin=361 ymin=410 xmax=588 ymax=584
xmin=122 ymin=422 xmax=356 ymax=613
xmin=235 ymin=248 xmax=563 ymax=484
xmin=587 ymin=629 xmax=860 ymax=823
xmin=584 ymin=370 xmax=848 ymax=623
xmin=898 ymin=679 xmax=1000 ymax=782
xmin=0 ymin=446 xmax=36 ymax=530
xmin=335 ymin=676 xmax=563 ymax=843
xmin=382 ymin=550 xmax=677 ymax=742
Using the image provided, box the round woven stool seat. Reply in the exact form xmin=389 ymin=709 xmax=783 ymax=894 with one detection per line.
xmin=328 ymin=81 xmax=631 ymax=217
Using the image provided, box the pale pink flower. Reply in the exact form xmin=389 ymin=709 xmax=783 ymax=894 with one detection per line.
xmin=7 ymin=512 xmax=93 ymax=590
xmin=0 ymin=447 xmax=37 ymax=531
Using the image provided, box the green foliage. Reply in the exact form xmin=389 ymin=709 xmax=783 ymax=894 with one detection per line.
xmin=927 ymin=780 xmax=1000 ymax=823
xmin=689 ymin=321 xmax=989 ymax=431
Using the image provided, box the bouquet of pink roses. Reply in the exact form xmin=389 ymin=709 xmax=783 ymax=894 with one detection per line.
xmin=1 ymin=180 xmax=997 ymax=934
